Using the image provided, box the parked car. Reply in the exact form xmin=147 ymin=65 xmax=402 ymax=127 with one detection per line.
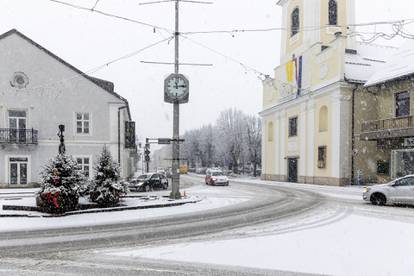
xmin=363 ymin=175 xmax=414 ymax=206
xmin=128 ymin=173 xmax=169 ymax=192
xmin=205 ymin=169 xmax=229 ymax=186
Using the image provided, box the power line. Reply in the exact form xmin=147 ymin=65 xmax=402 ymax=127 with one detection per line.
xmin=91 ymin=0 xmax=101 ymax=11
xmin=180 ymin=34 xmax=267 ymax=80
xmin=1 ymin=36 xmax=173 ymax=93
xmin=140 ymin=0 xmax=213 ymax=5
xmin=182 ymin=18 xmax=414 ymax=36
xmin=44 ymin=0 xmax=172 ymax=33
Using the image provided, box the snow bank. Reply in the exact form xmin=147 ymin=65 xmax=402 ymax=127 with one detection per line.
xmin=111 ymin=214 xmax=414 ymax=276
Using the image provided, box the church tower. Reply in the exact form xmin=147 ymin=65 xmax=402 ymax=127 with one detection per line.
xmin=278 ymin=0 xmax=356 ymax=64
xmin=260 ymin=0 xmax=357 ymax=186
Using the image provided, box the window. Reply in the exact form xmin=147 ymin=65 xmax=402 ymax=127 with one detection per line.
xmin=395 ymin=91 xmax=410 ymax=117
xmin=318 ymin=146 xmax=327 ymax=169
xmin=268 ymin=122 xmax=274 ymax=142
xmin=377 ymin=160 xmax=390 ymax=175
xmin=328 ymin=0 xmax=338 ymax=26
xmin=8 ymin=110 xmax=27 ymax=143
xmin=291 ymin=8 xmax=300 ymax=37
xmin=76 ymin=157 xmax=90 ymax=177
xmin=9 ymin=157 xmax=28 ymax=185
xmin=395 ymin=177 xmax=414 ymax=186
xmin=289 ymin=117 xmax=298 ymax=137
xmin=76 ymin=112 xmax=90 ymax=134
xmin=319 ymin=106 xmax=328 ymax=132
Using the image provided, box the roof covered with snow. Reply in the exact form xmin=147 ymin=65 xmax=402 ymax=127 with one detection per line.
xmin=344 ymin=42 xmax=397 ymax=84
xmin=365 ymin=39 xmax=414 ymax=87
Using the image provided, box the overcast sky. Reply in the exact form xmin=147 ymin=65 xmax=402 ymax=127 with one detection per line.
xmin=1 ymin=0 xmax=413 ymax=143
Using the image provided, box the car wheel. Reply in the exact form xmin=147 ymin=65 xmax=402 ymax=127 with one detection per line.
xmin=226 ymin=182 xmax=229 ymax=186
xmin=144 ymin=185 xmax=151 ymax=192
xmin=371 ymin=193 xmax=386 ymax=206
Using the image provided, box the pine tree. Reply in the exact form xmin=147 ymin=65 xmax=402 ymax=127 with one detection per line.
xmin=89 ymin=146 xmax=127 ymax=207
xmin=36 ymin=154 xmax=86 ymax=213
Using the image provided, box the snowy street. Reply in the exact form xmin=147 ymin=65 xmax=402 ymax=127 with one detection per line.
xmin=0 ymin=175 xmax=413 ymax=275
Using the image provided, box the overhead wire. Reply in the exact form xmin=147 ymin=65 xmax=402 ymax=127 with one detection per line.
xmin=1 ymin=36 xmax=173 ymax=93
xmin=44 ymin=0 xmax=173 ymax=33
xmin=91 ymin=0 xmax=101 ymax=11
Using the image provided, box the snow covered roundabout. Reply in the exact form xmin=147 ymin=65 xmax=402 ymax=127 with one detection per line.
xmin=1 ymin=175 xmax=414 ymax=276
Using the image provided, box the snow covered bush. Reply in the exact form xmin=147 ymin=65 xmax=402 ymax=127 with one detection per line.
xmin=89 ymin=146 xmax=127 ymax=207
xmin=36 ymin=154 xmax=86 ymax=213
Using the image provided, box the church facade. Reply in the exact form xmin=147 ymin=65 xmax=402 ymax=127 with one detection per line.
xmin=260 ymin=0 xmax=396 ymax=185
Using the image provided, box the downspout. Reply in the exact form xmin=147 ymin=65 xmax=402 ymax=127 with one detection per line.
xmin=118 ymin=106 xmax=128 ymax=165
xmin=351 ymin=84 xmax=358 ymax=185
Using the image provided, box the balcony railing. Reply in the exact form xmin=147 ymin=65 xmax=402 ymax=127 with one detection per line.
xmin=0 ymin=128 xmax=38 ymax=145
xmin=361 ymin=116 xmax=414 ymax=140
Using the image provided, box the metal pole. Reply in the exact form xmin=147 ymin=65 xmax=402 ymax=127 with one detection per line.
xmin=171 ymin=0 xmax=181 ymax=199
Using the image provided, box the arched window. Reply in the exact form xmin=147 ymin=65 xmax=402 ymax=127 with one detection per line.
xmin=328 ymin=0 xmax=338 ymax=25
xmin=319 ymin=106 xmax=328 ymax=132
xmin=268 ymin=122 xmax=274 ymax=142
xmin=291 ymin=8 xmax=300 ymax=37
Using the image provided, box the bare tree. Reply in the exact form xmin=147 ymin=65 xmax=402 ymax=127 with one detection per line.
xmin=216 ymin=109 xmax=246 ymax=173
xmin=244 ymin=115 xmax=262 ymax=177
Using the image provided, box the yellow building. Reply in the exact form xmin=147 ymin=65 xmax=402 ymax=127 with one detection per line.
xmin=260 ymin=0 xmax=396 ymax=185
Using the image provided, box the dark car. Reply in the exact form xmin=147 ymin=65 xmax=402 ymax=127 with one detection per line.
xmin=128 ymin=173 xmax=169 ymax=192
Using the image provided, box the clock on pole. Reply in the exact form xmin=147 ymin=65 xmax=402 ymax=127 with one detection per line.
xmin=164 ymin=73 xmax=189 ymax=104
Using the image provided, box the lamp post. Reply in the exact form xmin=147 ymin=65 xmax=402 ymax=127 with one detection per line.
xmin=58 ymin=124 xmax=65 ymax=154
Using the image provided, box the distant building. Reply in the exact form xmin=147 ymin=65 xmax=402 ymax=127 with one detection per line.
xmin=260 ymin=0 xmax=399 ymax=185
xmin=0 ymin=29 xmax=137 ymax=187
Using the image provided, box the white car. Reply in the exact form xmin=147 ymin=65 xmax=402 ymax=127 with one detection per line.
xmin=205 ymin=169 xmax=229 ymax=186
xmin=363 ymin=175 xmax=414 ymax=206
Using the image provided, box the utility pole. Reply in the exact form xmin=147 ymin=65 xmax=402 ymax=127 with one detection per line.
xmin=140 ymin=0 xmax=212 ymax=199
xmin=171 ymin=0 xmax=181 ymax=199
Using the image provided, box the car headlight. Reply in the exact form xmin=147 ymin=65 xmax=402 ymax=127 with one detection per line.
xmin=363 ymin=187 xmax=370 ymax=193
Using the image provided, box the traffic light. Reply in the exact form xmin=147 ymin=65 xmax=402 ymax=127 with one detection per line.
xmin=144 ymin=144 xmax=150 ymax=162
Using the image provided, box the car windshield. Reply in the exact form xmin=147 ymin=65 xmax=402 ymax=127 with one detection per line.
xmin=137 ymin=174 xmax=150 ymax=180
xmin=212 ymin=171 xmax=223 ymax=176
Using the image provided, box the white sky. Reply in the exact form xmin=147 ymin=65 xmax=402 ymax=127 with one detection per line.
xmin=1 ymin=0 xmax=413 ymax=142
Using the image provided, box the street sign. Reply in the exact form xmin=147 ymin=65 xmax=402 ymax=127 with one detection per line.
xmin=158 ymin=138 xmax=172 ymax=145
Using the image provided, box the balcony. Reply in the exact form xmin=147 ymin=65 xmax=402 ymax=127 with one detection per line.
xmin=360 ymin=116 xmax=414 ymax=141
xmin=0 ymin=128 xmax=38 ymax=145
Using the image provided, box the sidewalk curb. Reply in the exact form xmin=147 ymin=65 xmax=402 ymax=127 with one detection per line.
xmin=1 ymin=197 xmax=202 ymax=218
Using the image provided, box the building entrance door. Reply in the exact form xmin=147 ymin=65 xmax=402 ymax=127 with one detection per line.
xmin=9 ymin=157 xmax=28 ymax=185
xmin=288 ymin=158 xmax=298 ymax=183
xmin=8 ymin=110 xmax=27 ymax=143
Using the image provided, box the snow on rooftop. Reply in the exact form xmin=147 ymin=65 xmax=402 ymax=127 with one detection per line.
xmin=365 ymin=39 xmax=414 ymax=87
xmin=345 ymin=42 xmax=397 ymax=84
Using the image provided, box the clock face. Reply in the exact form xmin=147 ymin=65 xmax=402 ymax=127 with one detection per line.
xmin=164 ymin=73 xmax=189 ymax=104
xmin=166 ymin=76 xmax=188 ymax=98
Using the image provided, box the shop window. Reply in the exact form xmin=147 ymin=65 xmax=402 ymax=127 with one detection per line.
xmin=377 ymin=160 xmax=390 ymax=175
xmin=289 ymin=117 xmax=298 ymax=137
xmin=319 ymin=106 xmax=328 ymax=132
xmin=318 ymin=146 xmax=327 ymax=169
xmin=395 ymin=91 xmax=410 ymax=118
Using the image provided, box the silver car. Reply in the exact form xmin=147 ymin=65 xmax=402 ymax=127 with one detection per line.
xmin=363 ymin=175 xmax=414 ymax=206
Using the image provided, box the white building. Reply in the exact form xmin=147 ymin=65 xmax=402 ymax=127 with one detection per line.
xmin=0 ymin=29 xmax=137 ymax=188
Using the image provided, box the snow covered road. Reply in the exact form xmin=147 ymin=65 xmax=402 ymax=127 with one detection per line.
xmin=2 ymin=175 xmax=414 ymax=275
